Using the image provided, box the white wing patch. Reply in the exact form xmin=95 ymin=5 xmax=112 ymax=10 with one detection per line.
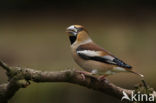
xmin=77 ymin=50 xmax=101 ymax=57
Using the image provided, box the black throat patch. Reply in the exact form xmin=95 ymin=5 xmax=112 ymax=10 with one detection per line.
xmin=69 ymin=36 xmax=76 ymax=44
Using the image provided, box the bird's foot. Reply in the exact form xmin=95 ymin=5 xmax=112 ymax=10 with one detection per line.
xmin=76 ymin=71 xmax=92 ymax=81
xmin=98 ymin=75 xmax=107 ymax=82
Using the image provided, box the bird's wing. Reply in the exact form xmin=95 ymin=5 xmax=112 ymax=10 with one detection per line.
xmin=76 ymin=43 xmax=132 ymax=69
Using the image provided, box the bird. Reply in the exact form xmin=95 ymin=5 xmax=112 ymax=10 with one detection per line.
xmin=66 ymin=25 xmax=144 ymax=80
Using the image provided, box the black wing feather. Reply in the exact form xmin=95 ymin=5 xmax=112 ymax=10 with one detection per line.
xmin=77 ymin=52 xmax=132 ymax=69
xmin=112 ymin=58 xmax=132 ymax=68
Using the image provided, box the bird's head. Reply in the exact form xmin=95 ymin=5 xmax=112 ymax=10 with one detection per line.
xmin=66 ymin=25 xmax=90 ymax=45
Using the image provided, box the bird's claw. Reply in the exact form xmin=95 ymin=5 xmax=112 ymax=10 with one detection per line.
xmin=98 ymin=75 xmax=107 ymax=82
xmin=80 ymin=73 xmax=86 ymax=81
xmin=76 ymin=71 xmax=92 ymax=81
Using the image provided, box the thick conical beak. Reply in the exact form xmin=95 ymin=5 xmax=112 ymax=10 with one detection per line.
xmin=66 ymin=25 xmax=77 ymax=36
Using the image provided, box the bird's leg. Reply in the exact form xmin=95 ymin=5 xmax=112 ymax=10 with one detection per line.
xmin=80 ymin=73 xmax=86 ymax=81
xmin=76 ymin=71 xmax=93 ymax=80
xmin=98 ymin=75 xmax=108 ymax=82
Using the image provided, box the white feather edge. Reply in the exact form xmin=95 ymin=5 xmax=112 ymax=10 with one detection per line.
xmin=103 ymin=55 xmax=114 ymax=61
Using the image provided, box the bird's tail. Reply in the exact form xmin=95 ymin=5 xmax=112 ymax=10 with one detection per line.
xmin=129 ymin=70 xmax=144 ymax=78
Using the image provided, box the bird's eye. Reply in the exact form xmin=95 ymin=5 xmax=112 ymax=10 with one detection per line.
xmin=77 ymin=28 xmax=83 ymax=32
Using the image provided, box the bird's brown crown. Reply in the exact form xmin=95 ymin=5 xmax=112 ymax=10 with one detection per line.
xmin=74 ymin=25 xmax=84 ymax=28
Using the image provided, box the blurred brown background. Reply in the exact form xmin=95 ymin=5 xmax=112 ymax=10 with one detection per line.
xmin=0 ymin=0 xmax=156 ymax=103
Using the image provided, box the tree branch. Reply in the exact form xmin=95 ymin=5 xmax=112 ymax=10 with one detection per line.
xmin=0 ymin=60 xmax=155 ymax=103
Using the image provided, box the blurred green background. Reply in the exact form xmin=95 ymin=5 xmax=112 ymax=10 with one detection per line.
xmin=0 ymin=0 xmax=156 ymax=103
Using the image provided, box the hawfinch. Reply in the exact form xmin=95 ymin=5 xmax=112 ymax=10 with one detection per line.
xmin=66 ymin=25 xmax=143 ymax=79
